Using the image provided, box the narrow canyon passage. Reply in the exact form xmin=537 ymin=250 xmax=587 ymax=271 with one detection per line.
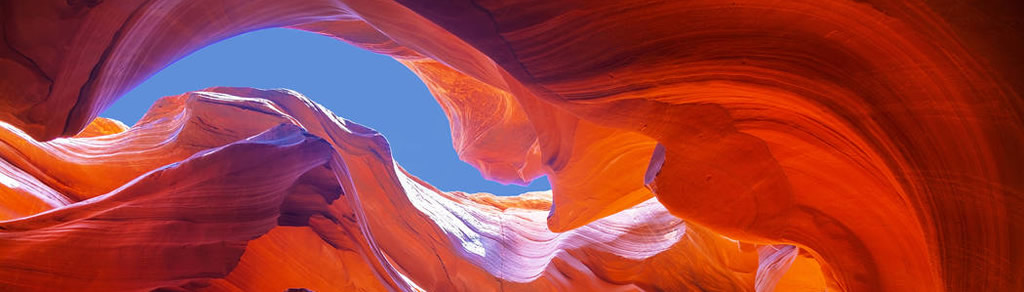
xmin=0 ymin=0 xmax=1022 ymax=291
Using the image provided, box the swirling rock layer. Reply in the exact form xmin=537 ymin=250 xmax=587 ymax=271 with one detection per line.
xmin=1 ymin=0 xmax=1022 ymax=291
xmin=1 ymin=88 xmax=821 ymax=291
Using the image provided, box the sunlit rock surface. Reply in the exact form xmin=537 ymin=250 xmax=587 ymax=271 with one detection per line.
xmin=1 ymin=88 xmax=820 ymax=291
xmin=1 ymin=0 xmax=1022 ymax=291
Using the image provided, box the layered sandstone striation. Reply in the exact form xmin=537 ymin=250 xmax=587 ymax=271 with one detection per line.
xmin=1 ymin=0 xmax=1023 ymax=291
xmin=2 ymin=88 xmax=822 ymax=291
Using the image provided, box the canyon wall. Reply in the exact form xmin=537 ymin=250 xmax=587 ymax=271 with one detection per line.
xmin=1 ymin=0 xmax=1022 ymax=291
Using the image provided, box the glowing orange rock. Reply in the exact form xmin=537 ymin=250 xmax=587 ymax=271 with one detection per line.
xmin=1 ymin=0 xmax=1022 ymax=291
xmin=1 ymin=88 xmax=816 ymax=291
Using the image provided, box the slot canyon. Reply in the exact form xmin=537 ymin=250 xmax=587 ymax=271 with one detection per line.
xmin=1 ymin=0 xmax=1022 ymax=291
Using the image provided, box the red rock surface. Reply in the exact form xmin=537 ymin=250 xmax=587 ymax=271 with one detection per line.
xmin=1 ymin=1 xmax=1022 ymax=291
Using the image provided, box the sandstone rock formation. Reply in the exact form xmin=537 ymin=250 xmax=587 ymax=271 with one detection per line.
xmin=0 ymin=88 xmax=823 ymax=291
xmin=1 ymin=0 xmax=1022 ymax=291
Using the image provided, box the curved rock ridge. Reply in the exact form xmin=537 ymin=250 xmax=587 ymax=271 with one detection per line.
xmin=1 ymin=0 xmax=1023 ymax=291
xmin=1 ymin=88 xmax=820 ymax=291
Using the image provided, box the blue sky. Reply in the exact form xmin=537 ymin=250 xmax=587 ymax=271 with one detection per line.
xmin=101 ymin=28 xmax=549 ymax=195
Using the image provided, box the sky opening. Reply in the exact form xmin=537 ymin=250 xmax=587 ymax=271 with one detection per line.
xmin=101 ymin=28 xmax=550 ymax=196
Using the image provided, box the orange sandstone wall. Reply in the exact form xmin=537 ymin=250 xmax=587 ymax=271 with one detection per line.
xmin=1 ymin=1 xmax=1022 ymax=291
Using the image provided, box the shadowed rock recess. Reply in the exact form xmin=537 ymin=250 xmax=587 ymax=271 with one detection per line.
xmin=0 ymin=1 xmax=1022 ymax=291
